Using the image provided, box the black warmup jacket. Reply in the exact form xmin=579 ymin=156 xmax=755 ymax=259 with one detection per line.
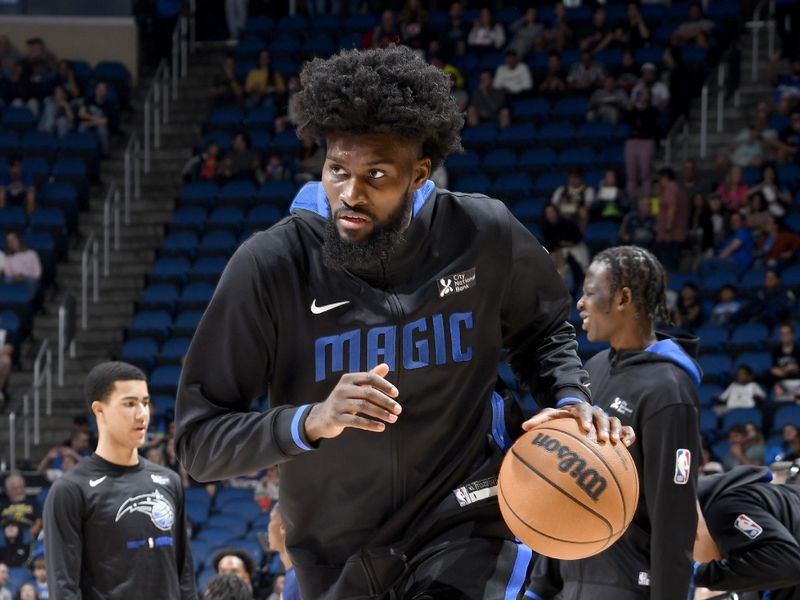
xmin=529 ymin=334 xmax=703 ymax=600
xmin=43 ymin=454 xmax=196 ymax=600
xmin=175 ymin=181 xmax=591 ymax=599
xmin=696 ymin=466 xmax=800 ymax=599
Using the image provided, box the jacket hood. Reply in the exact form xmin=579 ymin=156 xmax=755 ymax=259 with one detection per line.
xmin=697 ymin=465 xmax=773 ymax=510
xmin=611 ymin=331 xmax=702 ymax=387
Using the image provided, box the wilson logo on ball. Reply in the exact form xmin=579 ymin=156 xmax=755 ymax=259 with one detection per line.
xmin=531 ymin=432 xmax=608 ymax=501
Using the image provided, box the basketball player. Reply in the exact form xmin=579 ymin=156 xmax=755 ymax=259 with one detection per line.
xmin=175 ymin=45 xmax=633 ymax=599
xmin=693 ymin=464 xmax=800 ymax=600
xmin=44 ymin=362 xmax=196 ymax=600
xmin=528 ymin=246 xmax=702 ymax=600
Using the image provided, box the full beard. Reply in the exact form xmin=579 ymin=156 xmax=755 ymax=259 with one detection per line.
xmin=322 ymin=188 xmax=413 ymax=271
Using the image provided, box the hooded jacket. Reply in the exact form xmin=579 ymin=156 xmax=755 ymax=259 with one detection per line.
xmin=174 ymin=182 xmax=591 ymax=599
xmin=529 ymin=333 xmax=702 ymax=600
xmin=696 ymin=466 xmax=800 ymax=599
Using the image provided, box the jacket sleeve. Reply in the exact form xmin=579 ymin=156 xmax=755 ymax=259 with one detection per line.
xmin=695 ymin=494 xmax=800 ymax=592
xmin=43 ymin=479 xmax=83 ymax=600
xmin=500 ymin=213 xmax=591 ymax=407
xmin=640 ymin=401 xmax=700 ymax=600
xmin=175 ymin=242 xmax=316 ymax=482
xmin=174 ymin=481 xmax=199 ymax=600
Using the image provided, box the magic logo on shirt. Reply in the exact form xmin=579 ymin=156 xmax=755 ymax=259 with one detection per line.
xmin=115 ymin=490 xmax=175 ymax=532
xmin=314 ymin=312 xmax=474 ymax=382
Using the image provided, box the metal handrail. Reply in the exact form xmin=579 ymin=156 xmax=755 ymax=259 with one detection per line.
xmin=57 ymin=293 xmax=77 ymax=387
xmin=749 ymin=0 xmax=776 ymax=82
xmin=102 ymin=183 xmax=121 ymax=277
xmin=663 ymin=114 xmax=689 ymax=165
xmin=80 ymin=233 xmax=99 ymax=329
xmin=32 ymin=339 xmax=53 ymax=440
xmin=123 ymin=133 xmax=141 ymax=225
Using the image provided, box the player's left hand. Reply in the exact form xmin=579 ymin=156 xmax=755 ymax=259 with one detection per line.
xmin=521 ymin=403 xmax=636 ymax=447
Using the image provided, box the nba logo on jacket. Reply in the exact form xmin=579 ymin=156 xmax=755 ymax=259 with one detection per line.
xmin=734 ymin=514 xmax=763 ymax=539
xmin=673 ymin=449 xmax=691 ymax=485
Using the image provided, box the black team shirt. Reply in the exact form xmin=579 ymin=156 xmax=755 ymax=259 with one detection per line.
xmin=43 ymin=454 xmax=196 ymax=600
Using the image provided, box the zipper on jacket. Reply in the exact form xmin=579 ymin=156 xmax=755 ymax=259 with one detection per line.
xmin=384 ymin=271 xmax=405 ymax=513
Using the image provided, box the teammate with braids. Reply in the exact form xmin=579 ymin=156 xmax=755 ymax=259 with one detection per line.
xmin=528 ymin=246 xmax=703 ymax=600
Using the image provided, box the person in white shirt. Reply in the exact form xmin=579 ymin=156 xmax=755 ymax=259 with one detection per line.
xmin=631 ymin=63 xmax=670 ymax=111
xmin=467 ymin=7 xmax=505 ymax=49
xmin=493 ymin=51 xmax=532 ymax=96
xmin=4 ymin=232 xmax=41 ymax=294
xmin=717 ymin=366 xmax=766 ymax=414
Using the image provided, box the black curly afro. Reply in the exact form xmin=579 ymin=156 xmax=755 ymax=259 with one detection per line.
xmin=291 ymin=45 xmax=464 ymax=170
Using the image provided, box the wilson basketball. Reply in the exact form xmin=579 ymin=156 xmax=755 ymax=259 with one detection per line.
xmin=498 ymin=418 xmax=639 ymax=560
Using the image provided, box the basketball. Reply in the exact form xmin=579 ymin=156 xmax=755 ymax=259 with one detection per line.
xmin=498 ymin=418 xmax=639 ymax=560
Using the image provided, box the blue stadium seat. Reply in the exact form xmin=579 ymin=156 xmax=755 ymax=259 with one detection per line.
xmin=734 ymin=351 xmax=772 ymax=378
xmin=202 ymin=131 xmax=233 ymax=153
xmin=120 ymin=338 xmax=159 ymax=373
xmin=8 ymin=566 xmax=33 ymax=590
xmin=179 ymin=182 xmax=218 ymax=209
xmin=198 ymin=231 xmax=237 ymax=257
xmin=39 ymin=182 xmax=78 ymax=229
xmin=21 ymin=157 xmax=49 ymax=187
xmin=93 ymin=61 xmax=131 ymax=103
xmin=170 ymin=207 xmax=207 ymax=234
xmin=218 ymin=180 xmax=256 ymax=209
xmin=698 ymin=384 xmax=723 ymax=408
xmin=343 ymin=13 xmax=378 ymax=32
xmin=596 ymin=146 xmax=625 ymax=168
xmin=699 ymin=409 xmax=718 ymax=439
xmin=249 ymin=131 xmax=271 ymax=154
xmin=150 ymin=257 xmax=192 ymax=286
xmin=557 ymin=148 xmax=595 ymax=170
xmin=482 ymin=149 xmax=517 ymax=174
xmin=207 ymin=107 xmax=245 ymax=133
xmin=533 ymin=172 xmax=568 ymax=195
xmin=594 ymin=48 xmax=624 ymax=68
xmin=191 ymin=539 xmax=211 ymax=571
xmin=190 ymin=257 xmax=228 ymax=283
xmin=29 ymin=208 xmax=67 ymax=247
xmin=270 ymin=129 xmax=300 ymax=154
xmin=21 ymin=131 xmax=58 ymax=163
xmin=303 ymin=35 xmax=335 ymax=58
xmin=2 ymin=107 xmax=36 ymax=133
xmin=269 ymin=35 xmax=301 ymax=57
xmin=0 ymin=131 xmax=18 ymax=155
xmin=255 ymin=181 xmax=296 ymax=207
xmin=246 ymin=106 xmax=276 ymax=132
xmin=139 ymin=284 xmax=179 ymax=312
xmin=151 ymin=394 xmax=175 ymax=416
xmin=197 ymin=567 xmax=217 ymax=595
xmin=512 ymin=199 xmax=546 ymax=223
xmin=0 ymin=311 xmax=20 ymax=345
xmin=575 ymin=122 xmax=615 ymax=145
xmin=721 ymin=408 xmax=763 ymax=432
xmin=160 ymin=337 xmax=191 ymax=365
xmin=233 ymin=38 xmax=267 ymax=62
xmin=242 ymin=15 xmax=274 ymax=36
xmin=772 ymin=404 xmax=800 ymax=433
xmin=696 ymin=326 xmax=728 ymax=354
xmin=700 ymin=270 xmax=738 ymax=299
xmin=174 ymin=310 xmax=204 ymax=336
xmin=215 ymin=487 xmax=255 ymax=507
xmin=244 ymin=206 xmax=281 ymax=232
xmin=446 ymin=152 xmax=480 ymax=176
xmin=149 ymin=366 xmax=182 ymax=395
xmin=25 ymin=231 xmax=56 ymax=283
xmin=519 ymin=148 xmax=556 ymax=174
xmin=778 ymin=163 xmax=800 ymax=188
xmin=785 ymin=214 xmax=800 ymax=235
xmin=127 ymin=311 xmax=172 ymax=342
xmin=338 ymin=33 xmax=363 ymax=50
xmin=575 ymin=332 xmax=607 ymax=359
xmin=219 ymin=499 xmax=263 ymax=524
xmin=583 ymin=221 xmax=619 ymax=251
xmin=551 ymin=97 xmax=588 ymax=121
xmin=497 ymin=123 xmax=536 ymax=148
xmin=207 ymin=206 xmax=244 ymax=233
xmin=179 ymin=283 xmax=215 ymax=311
xmin=697 ymin=354 xmax=732 ymax=383
xmin=195 ymin=527 xmax=239 ymax=548
xmin=461 ymin=124 xmax=497 ymax=150
xmin=226 ymin=538 xmax=264 ymax=565
xmin=536 ymin=122 xmax=575 ymax=146
xmin=454 ymin=174 xmax=491 ymax=196
xmin=0 ymin=284 xmax=34 ymax=323
xmin=729 ymin=323 xmax=769 ymax=352
xmin=186 ymin=487 xmax=211 ymax=508
xmin=0 ymin=207 xmax=27 ymax=234
xmin=308 ymin=14 xmax=341 ymax=34
xmin=278 ymin=14 xmax=308 ymax=33
xmin=251 ymin=512 xmax=271 ymax=531
xmin=739 ymin=268 xmax=767 ymax=292
xmin=234 ymin=61 xmax=256 ymax=82
xmin=204 ymin=514 xmax=249 ymax=538
xmin=161 ymin=232 xmax=199 ymax=260
xmin=492 ymin=174 xmax=531 ymax=200
xmin=653 ymin=25 xmax=677 ymax=46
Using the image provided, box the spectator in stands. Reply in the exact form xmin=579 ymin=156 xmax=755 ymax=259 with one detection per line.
xmin=443 ymin=2 xmax=469 ymax=58
xmin=618 ymin=196 xmax=656 ymax=249
xmin=0 ymin=518 xmax=29 ymax=567
xmin=586 ymin=75 xmax=628 ymax=125
xmin=36 ymin=444 xmax=81 ymax=482
xmin=544 ymin=1 xmax=572 ymax=53
xmin=622 ymin=3 xmax=651 ymax=51
xmin=0 ymin=36 xmax=19 ymax=76
xmin=30 ymin=558 xmax=46 ymax=600
xmin=673 ymin=282 xmax=704 ymax=330
xmin=245 ymin=51 xmax=286 ymax=109
xmin=213 ymin=548 xmax=255 ymax=595
xmin=578 ymin=6 xmax=612 ymax=54
xmin=0 ymin=473 xmax=41 ymax=539
xmin=709 ymin=285 xmax=742 ymax=327
xmin=701 ymin=212 xmax=755 ymax=274
xmin=740 ymin=269 xmax=796 ymax=328
xmin=592 ymin=169 xmax=625 ymax=221
xmin=724 ymin=122 xmax=774 ymax=170
xmin=672 ymin=2 xmax=715 ymax=48
xmin=506 ymin=8 xmax=544 ymax=59
xmin=551 ymin=169 xmax=594 ymax=231
xmin=219 ymin=132 xmax=261 ymax=184
xmin=541 ymin=204 xmax=590 ymax=277
xmin=567 ymin=51 xmax=605 ymax=92
xmin=467 ymin=70 xmax=505 ymax=126
xmin=749 ymin=164 xmax=792 ymax=217
xmin=264 ymin=153 xmax=288 ymax=182
xmin=743 ymin=192 xmax=771 ymax=232
xmin=780 ymin=424 xmax=800 ymax=458
xmin=0 ymin=60 xmax=34 ymax=116
xmin=773 ymin=55 xmax=800 ymax=114
xmin=4 ymin=233 xmax=42 ymax=293
xmin=268 ymin=504 xmax=300 ymax=600
xmin=0 ymin=156 xmax=36 ymax=215
xmin=211 ymin=56 xmax=243 ymax=109
xmin=54 ymin=60 xmax=80 ymax=100
xmin=492 ymin=51 xmax=532 ymax=96
xmin=772 ymin=323 xmax=800 ymax=402
xmin=38 ymin=85 xmax=74 ymax=138
xmin=624 ymin=86 xmax=659 ymax=200
xmin=681 ymin=159 xmax=703 ymax=200
xmin=441 ymin=63 xmax=469 ymax=113
xmin=371 ymin=10 xmax=402 ymax=48
xmin=294 ymin=137 xmax=325 ymax=184
xmin=0 ymin=563 xmax=10 ymax=600
xmin=632 ymin=63 xmax=670 ymax=114
xmin=399 ymin=0 xmax=427 ymax=49
xmin=224 ymin=0 xmax=248 ymax=41
xmin=77 ymin=81 xmax=113 ymax=157
xmin=21 ymin=37 xmax=54 ymax=108
xmin=181 ymin=140 xmax=221 ymax=183
xmin=537 ymin=52 xmax=567 ymax=97
xmin=687 ymin=192 xmax=715 ymax=257
xmin=717 ymin=366 xmax=766 ymax=415
xmin=203 ymin=574 xmax=250 ymax=600
xmin=267 ymin=575 xmax=285 ymax=600
xmin=755 ymin=213 xmax=800 ymax=268
xmin=17 ymin=583 xmax=37 ymax=600
xmin=715 ymin=166 xmax=749 ymax=212
xmin=778 ymin=111 xmax=800 ymax=165
xmin=723 ymin=423 xmax=765 ymax=470
xmin=655 ymin=166 xmax=690 ymax=270
xmin=467 ymin=7 xmax=505 ymax=50
xmin=613 ymin=49 xmax=639 ymax=93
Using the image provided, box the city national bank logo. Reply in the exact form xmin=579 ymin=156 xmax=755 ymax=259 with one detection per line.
xmin=531 ymin=432 xmax=608 ymax=501
xmin=115 ymin=490 xmax=175 ymax=531
xmin=437 ymin=268 xmax=477 ymax=298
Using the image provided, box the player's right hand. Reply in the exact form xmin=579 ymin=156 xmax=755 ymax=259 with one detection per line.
xmin=303 ymin=363 xmax=401 ymax=442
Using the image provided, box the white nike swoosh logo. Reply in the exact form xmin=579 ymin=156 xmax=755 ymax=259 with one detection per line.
xmin=310 ymin=299 xmax=350 ymax=315
xmin=89 ymin=476 xmax=107 ymax=487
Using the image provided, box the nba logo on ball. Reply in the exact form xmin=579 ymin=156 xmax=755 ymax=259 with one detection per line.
xmin=674 ymin=449 xmax=691 ymax=485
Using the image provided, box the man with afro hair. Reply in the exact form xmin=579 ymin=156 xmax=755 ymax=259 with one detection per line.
xmin=176 ymin=45 xmax=633 ymax=599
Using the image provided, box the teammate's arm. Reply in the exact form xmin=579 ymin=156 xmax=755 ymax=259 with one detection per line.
xmin=43 ymin=480 xmax=84 ymax=600
xmin=641 ymin=402 xmax=700 ymax=600
xmin=696 ymin=502 xmax=800 ymax=592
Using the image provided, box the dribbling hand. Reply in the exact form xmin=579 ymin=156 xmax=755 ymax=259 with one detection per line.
xmin=522 ymin=403 xmax=636 ymax=447
xmin=304 ymin=363 xmax=401 ymax=443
